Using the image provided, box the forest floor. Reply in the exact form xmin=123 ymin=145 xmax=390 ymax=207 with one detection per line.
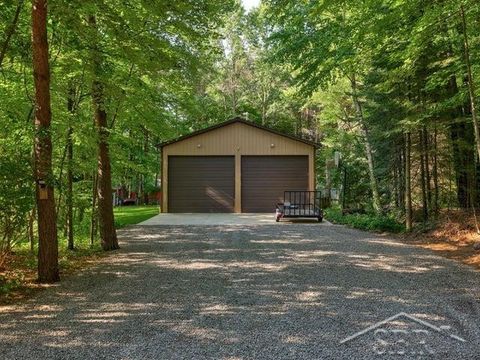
xmin=0 ymin=205 xmax=160 ymax=305
xmin=401 ymin=210 xmax=480 ymax=271
xmin=325 ymin=208 xmax=480 ymax=271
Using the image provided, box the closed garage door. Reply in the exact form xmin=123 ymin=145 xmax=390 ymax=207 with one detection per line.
xmin=242 ymin=156 xmax=309 ymax=212
xmin=168 ymin=156 xmax=235 ymax=213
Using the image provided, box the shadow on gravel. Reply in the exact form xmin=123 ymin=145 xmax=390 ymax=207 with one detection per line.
xmin=0 ymin=225 xmax=479 ymax=359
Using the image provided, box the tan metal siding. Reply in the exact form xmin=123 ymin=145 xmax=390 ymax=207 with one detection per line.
xmin=162 ymin=122 xmax=315 ymax=212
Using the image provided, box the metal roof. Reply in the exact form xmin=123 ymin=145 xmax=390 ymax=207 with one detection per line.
xmin=158 ymin=117 xmax=320 ymax=148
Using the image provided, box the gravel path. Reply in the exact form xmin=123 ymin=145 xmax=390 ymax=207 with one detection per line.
xmin=1 ymin=224 xmax=479 ymax=359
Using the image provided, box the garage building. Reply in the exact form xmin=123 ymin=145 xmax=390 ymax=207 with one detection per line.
xmin=159 ymin=118 xmax=318 ymax=213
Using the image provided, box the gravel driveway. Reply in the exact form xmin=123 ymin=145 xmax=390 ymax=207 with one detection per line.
xmin=1 ymin=224 xmax=479 ymax=359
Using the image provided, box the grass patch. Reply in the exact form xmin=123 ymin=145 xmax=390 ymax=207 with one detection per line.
xmin=325 ymin=207 xmax=404 ymax=233
xmin=114 ymin=205 xmax=160 ymax=228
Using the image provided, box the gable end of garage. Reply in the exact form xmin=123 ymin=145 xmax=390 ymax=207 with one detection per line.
xmin=160 ymin=118 xmax=317 ymax=213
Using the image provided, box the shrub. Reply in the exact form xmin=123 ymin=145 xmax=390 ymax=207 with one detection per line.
xmin=325 ymin=207 xmax=404 ymax=233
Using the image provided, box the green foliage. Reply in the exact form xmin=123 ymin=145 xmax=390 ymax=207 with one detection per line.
xmin=1 ymin=0 xmax=480 ymax=272
xmin=0 ymin=0 xmax=233 ymax=257
xmin=325 ymin=207 xmax=404 ymax=233
xmin=0 ymin=117 xmax=34 ymax=253
xmin=0 ymin=275 xmax=23 ymax=296
xmin=265 ymin=0 xmax=480 ymax=219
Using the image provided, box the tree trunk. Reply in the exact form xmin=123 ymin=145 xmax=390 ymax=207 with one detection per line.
xmin=32 ymin=0 xmax=59 ymax=283
xmin=0 ymin=0 xmax=24 ymax=68
xmin=342 ymin=165 xmax=347 ymax=210
xmin=137 ymin=173 xmax=141 ymax=205
xmin=419 ymin=130 xmax=428 ymax=222
xmin=405 ymin=132 xmax=412 ymax=232
xmin=461 ymin=5 xmax=480 ymax=162
xmin=93 ymin=90 xmax=118 ymax=250
xmin=362 ymin=126 xmax=382 ymax=213
xmin=447 ymin=75 xmax=474 ymax=208
xmin=90 ymin=170 xmax=98 ymax=247
xmin=143 ymin=129 xmax=149 ymax=205
xmin=261 ymin=87 xmax=267 ymax=126
xmin=423 ymin=126 xmax=431 ymax=208
xmin=78 ymin=203 xmax=85 ymax=223
xmin=89 ymin=15 xmax=119 ymax=251
xmin=350 ymin=75 xmax=382 ymax=214
xmin=432 ymin=121 xmax=439 ymax=216
xmin=231 ymin=58 xmax=237 ymax=115
xmin=399 ymin=139 xmax=405 ymax=211
xmin=325 ymin=159 xmax=331 ymax=201
xmin=66 ymin=86 xmax=74 ymax=250
xmin=28 ymin=207 xmax=35 ymax=253
xmin=393 ymin=161 xmax=399 ymax=208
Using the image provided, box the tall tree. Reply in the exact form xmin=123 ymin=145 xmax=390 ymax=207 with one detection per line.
xmin=89 ymin=15 xmax=119 ymax=251
xmin=460 ymin=5 xmax=480 ymax=162
xmin=350 ymin=74 xmax=382 ymax=214
xmin=66 ymin=85 xmax=75 ymax=250
xmin=405 ymin=132 xmax=412 ymax=232
xmin=0 ymin=0 xmax=24 ymax=68
xmin=32 ymin=0 xmax=59 ymax=282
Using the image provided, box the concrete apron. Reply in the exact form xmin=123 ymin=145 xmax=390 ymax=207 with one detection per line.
xmin=139 ymin=213 xmax=331 ymax=226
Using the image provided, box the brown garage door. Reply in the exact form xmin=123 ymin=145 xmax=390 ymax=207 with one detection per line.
xmin=168 ymin=156 xmax=234 ymax=213
xmin=242 ymin=156 xmax=309 ymax=212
